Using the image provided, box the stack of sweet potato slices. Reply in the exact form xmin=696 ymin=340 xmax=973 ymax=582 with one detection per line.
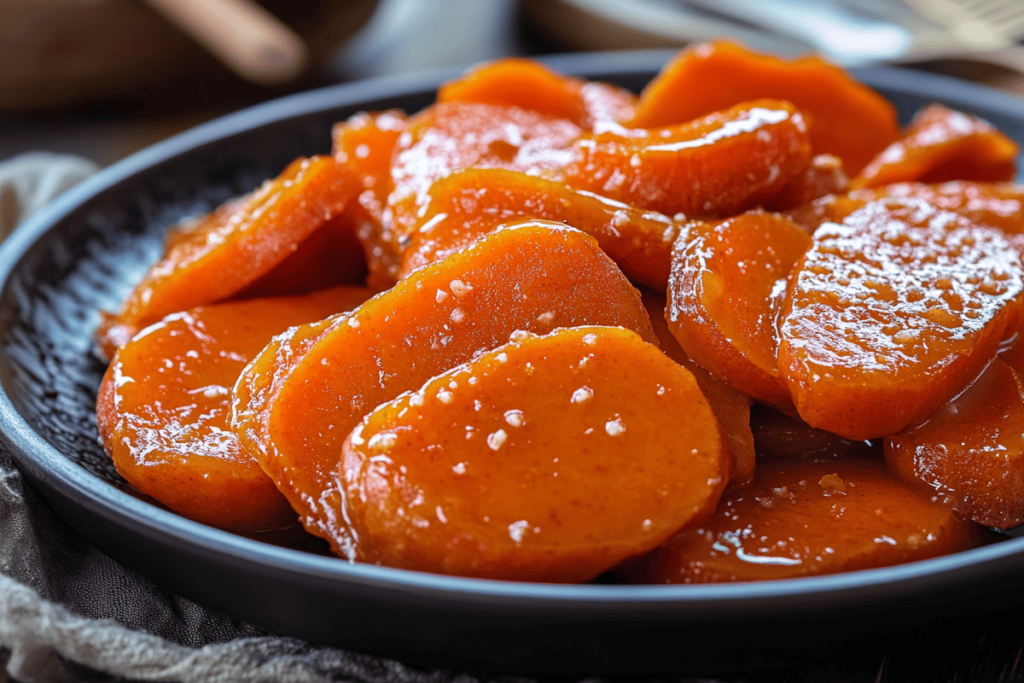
xmin=96 ymin=41 xmax=1024 ymax=583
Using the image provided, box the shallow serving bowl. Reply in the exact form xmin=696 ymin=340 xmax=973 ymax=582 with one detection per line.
xmin=2 ymin=50 xmax=1024 ymax=676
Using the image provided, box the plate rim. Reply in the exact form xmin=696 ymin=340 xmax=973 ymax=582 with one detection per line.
xmin=2 ymin=49 xmax=1024 ymax=617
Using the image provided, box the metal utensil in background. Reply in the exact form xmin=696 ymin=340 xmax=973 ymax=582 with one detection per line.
xmin=684 ymin=0 xmax=1024 ymax=72
xmin=903 ymin=0 xmax=1024 ymax=47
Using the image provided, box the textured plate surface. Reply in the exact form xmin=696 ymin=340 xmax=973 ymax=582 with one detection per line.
xmin=2 ymin=51 xmax=1024 ymax=676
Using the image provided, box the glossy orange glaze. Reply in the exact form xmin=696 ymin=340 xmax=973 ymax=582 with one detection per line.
xmin=399 ymin=168 xmax=679 ymax=289
xmin=668 ymin=210 xmax=811 ymax=410
xmin=765 ymin=154 xmax=849 ymax=211
xmin=340 ymin=326 xmax=729 ymax=580
xmin=231 ymin=221 xmax=658 ymax=549
xmin=232 ymin=212 xmax=368 ymax=300
xmin=616 ymin=458 xmax=976 ymax=583
xmin=387 ymin=102 xmax=582 ymax=242
xmin=564 ymin=99 xmax=811 ymax=219
xmin=96 ymin=286 xmax=372 ymax=532
xmin=750 ymin=404 xmax=880 ymax=462
xmin=853 ymin=104 xmax=1019 ymax=189
xmin=629 ymin=41 xmax=899 ymax=175
xmin=779 ymin=198 xmax=1024 ymax=440
xmin=439 ymin=58 xmax=586 ymax=125
xmin=848 ymin=181 xmax=1024 ymax=236
xmin=790 ymin=181 xmax=1024 ymax=236
xmin=438 ymin=57 xmax=637 ymax=128
xmin=332 ymin=110 xmax=407 ymax=288
xmin=886 ymin=358 xmax=1024 ymax=529
xmin=96 ymin=156 xmax=360 ymax=359
xmin=784 ymin=193 xmax=866 ymax=234
xmin=642 ymin=289 xmax=755 ymax=486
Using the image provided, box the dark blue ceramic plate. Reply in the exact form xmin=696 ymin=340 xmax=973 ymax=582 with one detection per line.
xmin=1 ymin=51 xmax=1023 ymax=676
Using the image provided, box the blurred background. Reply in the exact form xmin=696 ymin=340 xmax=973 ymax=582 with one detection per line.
xmin=3 ymin=0 xmax=1024 ymax=169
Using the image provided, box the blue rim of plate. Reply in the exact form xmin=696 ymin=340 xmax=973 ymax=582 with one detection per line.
xmin=1 ymin=49 xmax=1023 ymax=618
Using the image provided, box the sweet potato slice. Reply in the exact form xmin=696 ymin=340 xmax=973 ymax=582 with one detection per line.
xmin=97 ymin=156 xmax=360 ymax=358
xmin=852 ymin=104 xmax=1019 ymax=189
xmin=886 ymin=358 xmax=1024 ymax=529
xmin=779 ymin=198 xmax=1024 ymax=440
xmin=765 ymin=154 xmax=849 ymax=212
xmin=231 ymin=220 xmax=658 ymax=545
xmin=791 ymin=181 xmax=1024 ymax=236
xmin=642 ymin=289 xmax=754 ymax=485
xmin=232 ymin=213 xmax=368 ymax=300
xmin=438 ymin=57 xmax=637 ymax=127
xmin=340 ymin=326 xmax=729 ymax=581
xmin=629 ymin=41 xmax=899 ymax=175
xmin=618 ymin=459 xmax=977 ymax=584
xmin=564 ymin=99 xmax=811 ymax=219
xmin=332 ymin=110 xmax=407 ymax=288
xmin=848 ymin=181 xmax=1024 ymax=236
xmin=388 ymin=102 xmax=582 ymax=241
xmin=438 ymin=58 xmax=586 ymax=125
xmin=750 ymin=404 xmax=880 ymax=462
xmin=668 ymin=210 xmax=811 ymax=410
xmin=96 ymin=286 xmax=371 ymax=532
xmin=399 ymin=168 xmax=680 ymax=289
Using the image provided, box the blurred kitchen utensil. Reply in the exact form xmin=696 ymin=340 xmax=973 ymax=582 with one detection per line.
xmin=527 ymin=0 xmax=1024 ymax=75
xmin=684 ymin=0 xmax=1024 ymax=72
xmin=903 ymin=0 xmax=1024 ymax=46
xmin=143 ymin=0 xmax=309 ymax=85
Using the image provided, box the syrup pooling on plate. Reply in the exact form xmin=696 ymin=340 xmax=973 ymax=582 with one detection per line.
xmin=95 ymin=40 xmax=1024 ymax=581
xmin=617 ymin=459 xmax=976 ymax=583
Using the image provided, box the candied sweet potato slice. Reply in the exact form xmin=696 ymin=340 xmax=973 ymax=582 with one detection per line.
xmin=438 ymin=58 xmax=586 ymax=125
xmin=750 ymin=404 xmax=880 ymax=462
xmin=438 ymin=57 xmax=637 ymax=128
xmin=399 ymin=168 xmax=680 ymax=289
xmin=618 ymin=458 xmax=976 ymax=583
xmin=340 ymin=326 xmax=729 ymax=581
xmin=852 ymin=104 xmax=1019 ymax=189
xmin=765 ymin=154 xmax=849 ymax=212
xmin=629 ymin=41 xmax=898 ymax=175
xmin=333 ymin=111 xmax=407 ymax=287
xmin=779 ymin=198 xmax=1024 ymax=440
xmin=96 ymin=286 xmax=371 ymax=532
xmin=886 ymin=358 xmax=1024 ymax=529
xmin=388 ymin=102 xmax=582 ymax=241
xmin=791 ymin=181 xmax=1024 ymax=236
xmin=231 ymin=220 xmax=658 ymax=544
xmin=232 ymin=213 xmax=368 ymax=300
xmin=642 ymin=289 xmax=755 ymax=485
xmin=97 ymin=156 xmax=360 ymax=358
xmin=668 ymin=210 xmax=811 ymax=410
xmin=563 ymin=99 xmax=812 ymax=219
xmin=848 ymin=181 xmax=1024 ymax=236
